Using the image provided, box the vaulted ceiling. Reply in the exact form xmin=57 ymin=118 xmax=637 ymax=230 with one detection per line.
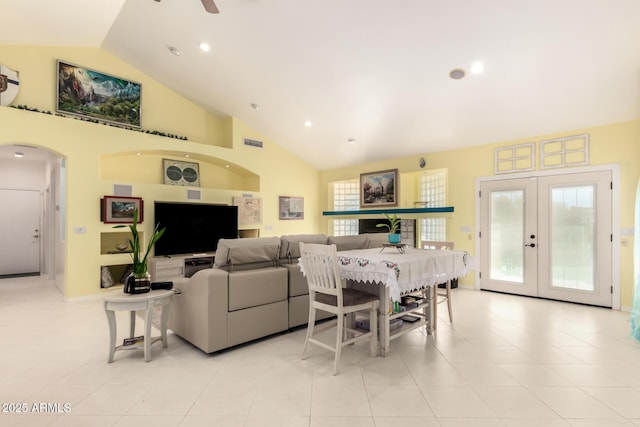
xmin=3 ymin=0 xmax=640 ymax=169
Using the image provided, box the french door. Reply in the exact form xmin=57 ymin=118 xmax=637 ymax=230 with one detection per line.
xmin=479 ymin=170 xmax=612 ymax=307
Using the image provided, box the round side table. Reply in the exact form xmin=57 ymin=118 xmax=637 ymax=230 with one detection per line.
xmin=103 ymin=289 xmax=174 ymax=362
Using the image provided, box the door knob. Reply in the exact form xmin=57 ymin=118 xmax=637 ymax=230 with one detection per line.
xmin=524 ymin=243 xmax=536 ymax=248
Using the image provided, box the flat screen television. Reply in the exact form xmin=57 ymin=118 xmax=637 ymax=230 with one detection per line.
xmin=153 ymin=202 xmax=238 ymax=256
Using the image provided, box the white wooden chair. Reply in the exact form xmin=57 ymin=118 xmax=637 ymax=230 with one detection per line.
xmin=421 ymin=240 xmax=455 ymax=326
xmin=299 ymin=242 xmax=379 ymax=375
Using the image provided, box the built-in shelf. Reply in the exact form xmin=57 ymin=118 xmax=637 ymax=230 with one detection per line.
xmin=322 ymin=207 xmax=454 ymax=216
xmin=101 ymin=231 xmax=142 ymax=255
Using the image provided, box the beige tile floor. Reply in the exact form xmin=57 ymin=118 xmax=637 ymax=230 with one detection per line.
xmin=1 ymin=276 xmax=640 ymax=426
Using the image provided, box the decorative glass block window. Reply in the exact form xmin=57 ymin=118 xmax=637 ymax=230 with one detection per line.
xmin=332 ymin=179 xmax=359 ymax=236
xmin=418 ymin=169 xmax=448 ymax=241
xmin=540 ymin=134 xmax=589 ymax=169
xmin=495 ymin=143 xmax=536 ymax=174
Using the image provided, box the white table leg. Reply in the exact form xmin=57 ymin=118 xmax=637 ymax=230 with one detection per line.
xmin=160 ymin=303 xmax=170 ymax=348
xmin=129 ymin=310 xmax=136 ymax=337
xmin=104 ymin=305 xmax=117 ymax=363
xmin=427 ymin=286 xmax=436 ymax=334
xmin=144 ymin=305 xmax=153 ymax=362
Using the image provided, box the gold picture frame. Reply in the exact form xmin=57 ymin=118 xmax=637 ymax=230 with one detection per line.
xmin=360 ymin=169 xmax=398 ymax=208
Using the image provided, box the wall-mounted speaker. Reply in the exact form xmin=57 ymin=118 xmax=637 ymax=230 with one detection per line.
xmin=187 ymin=189 xmax=202 ymax=200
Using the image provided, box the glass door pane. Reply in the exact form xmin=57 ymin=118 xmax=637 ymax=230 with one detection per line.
xmin=551 ymin=185 xmax=595 ymax=291
xmin=490 ymin=190 xmax=524 ymax=283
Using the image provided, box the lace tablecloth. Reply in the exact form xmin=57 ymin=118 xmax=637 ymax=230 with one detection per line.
xmin=334 ymin=247 xmax=475 ymax=301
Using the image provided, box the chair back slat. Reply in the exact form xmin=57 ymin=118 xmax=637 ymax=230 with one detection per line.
xmin=299 ymin=242 xmax=342 ymax=299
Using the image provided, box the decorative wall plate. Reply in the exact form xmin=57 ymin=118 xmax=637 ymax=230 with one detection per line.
xmin=163 ymin=159 xmax=200 ymax=187
xmin=0 ymin=65 xmax=20 ymax=106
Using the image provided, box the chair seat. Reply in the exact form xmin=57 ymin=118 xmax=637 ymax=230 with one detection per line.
xmin=315 ymin=288 xmax=378 ymax=307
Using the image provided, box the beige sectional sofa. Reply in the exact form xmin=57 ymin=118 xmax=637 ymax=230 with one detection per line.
xmin=169 ymin=233 xmax=388 ymax=353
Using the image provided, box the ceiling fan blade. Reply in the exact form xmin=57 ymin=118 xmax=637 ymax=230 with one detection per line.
xmin=201 ymin=0 xmax=219 ymax=14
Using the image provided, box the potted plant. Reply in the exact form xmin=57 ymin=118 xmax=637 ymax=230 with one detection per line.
xmin=376 ymin=213 xmax=401 ymax=244
xmin=113 ymin=208 xmax=165 ymax=294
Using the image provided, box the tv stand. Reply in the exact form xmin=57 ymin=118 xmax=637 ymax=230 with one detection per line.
xmin=150 ymin=253 xmax=215 ymax=282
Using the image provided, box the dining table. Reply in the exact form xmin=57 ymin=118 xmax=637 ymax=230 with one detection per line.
xmin=335 ymin=246 xmax=475 ymax=355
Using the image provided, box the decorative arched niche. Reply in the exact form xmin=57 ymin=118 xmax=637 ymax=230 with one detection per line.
xmin=100 ymin=150 xmax=259 ymax=192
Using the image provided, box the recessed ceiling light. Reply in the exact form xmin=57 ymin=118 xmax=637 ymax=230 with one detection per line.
xmin=225 ymin=165 xmax=230 ymax=168
xmin=199 ymin=42 xmax=210 ymax=52
xmin=470 ymin=62 xmax=484 ymax=74
xmin=449 ymin=68 xmax=465 ymax=80
xmin=304 ymin=120 xmax=312 ymax=127
xmin=348 ymin=138 xmax=356 ymax=144
xmin=14 ymin=152 xmax=23 ymax=158
xmin=168 ymin=46 xmax=181 ymax=56
xmin=185 ymin=154 xmax=190 ymax=158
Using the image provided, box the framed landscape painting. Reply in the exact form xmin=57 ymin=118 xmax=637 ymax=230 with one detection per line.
xmin=360 ymin=169 xmax=398 ymax=208
xmin=102 ymin=196 xmax=143 ymax=224
xmin=57 ymin=60 xmax=141 ymax=127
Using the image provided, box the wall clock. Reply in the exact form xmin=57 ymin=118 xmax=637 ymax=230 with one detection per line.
xmin=0 ymin=65 xmax=20 ymax=106
xmin=163 ymin=159 xmax=200 ymax=187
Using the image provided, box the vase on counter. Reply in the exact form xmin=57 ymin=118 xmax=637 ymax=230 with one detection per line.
xmin=124 ymin=271 xmax=151 ymax=294
xmin=388 ymin=233 xmax=401 ymax=244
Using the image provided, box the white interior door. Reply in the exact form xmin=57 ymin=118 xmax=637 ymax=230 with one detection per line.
xmin=0 ymin=189 xmax=41 ymax=275
xmin=479 ymin=171 xmax=612 ymax=307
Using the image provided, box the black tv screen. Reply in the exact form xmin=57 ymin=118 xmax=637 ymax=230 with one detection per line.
xmin=153 ymin=202 xmax=238 ymax=256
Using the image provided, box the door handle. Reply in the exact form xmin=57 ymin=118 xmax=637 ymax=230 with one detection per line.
xmin=524 ymin=243 xmax=536 ymax=248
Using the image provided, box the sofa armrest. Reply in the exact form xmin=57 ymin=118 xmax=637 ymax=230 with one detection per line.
xmin=169 ymin=268 xmax=229 ymax=353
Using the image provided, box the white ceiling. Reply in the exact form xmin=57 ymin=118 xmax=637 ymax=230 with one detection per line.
xmin=2 ymin=0 xmax=640 ymax=170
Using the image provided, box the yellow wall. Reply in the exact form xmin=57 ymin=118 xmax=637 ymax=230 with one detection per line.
xmin=0 ymin=45 xmax=320 ymax=298
xmin=2 ymin=45 xmax=639 ymax=308
xmin=320 ymin=120 xmax=640 ymax=308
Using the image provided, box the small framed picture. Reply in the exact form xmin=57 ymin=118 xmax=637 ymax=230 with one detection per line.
xmin=279 ymin=196 xmax=304 ymax=220
xmin=101 ymin=196 xmax=143 ymax=224
xmin=360 ymin=169 xmax=398 ymax=208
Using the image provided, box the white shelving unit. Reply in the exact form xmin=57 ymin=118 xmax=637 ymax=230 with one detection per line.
xmin=149 ymin=253 xmax=215 ymax=282
xmin=347 ymin=280 xmax=434 ymax=356
xmin=379 ymin=292 xmax=433 ymax=356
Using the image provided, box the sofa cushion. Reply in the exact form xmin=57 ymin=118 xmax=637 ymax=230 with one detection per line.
xmin=327 ymin=235 xmax=368 ymax=251
xmin=228 ymin=267 xmax=288 ymax=311
xmin=362 ymin=233 xmax=389 ymax=249
xmin=282 ymin=263 xmax=308 ymax=297
xmin=278 ymin=234 xmax=327 ymax=262
xmin=214 ymin=237 xmax=281 ymax=271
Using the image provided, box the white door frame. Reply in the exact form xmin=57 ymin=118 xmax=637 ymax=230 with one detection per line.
xmin=474 ymin=163 xmax=620 ymax=310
